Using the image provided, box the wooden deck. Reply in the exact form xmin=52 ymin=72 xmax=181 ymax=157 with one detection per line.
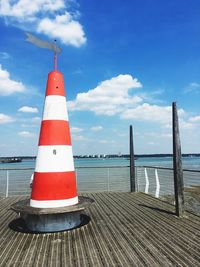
xmin=0 ymin=192 xmax=200 ymax=266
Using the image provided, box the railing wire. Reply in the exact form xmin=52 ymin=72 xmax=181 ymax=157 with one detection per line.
xmin=0 ymin=166 xmax=200 ymax=198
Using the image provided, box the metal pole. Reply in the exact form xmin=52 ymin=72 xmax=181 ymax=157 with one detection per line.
xmin=144 ymin=168 xmax=149 ymax=194
xmin=107 ymin=168 xmax=110 ymax=192
xmin=6 ymin=170 xmax=9 ymax=198
xmin=54 ymin=40 xmax=57 ymax=70
xmin=172 ymin=102 xmax=184 ymax=216
xmin=155 ymin=169 xmax=160 ymax=198
xmin=54 ymin=52 xmax=57 ymax=70
xmin=130 ymin=125 xmax=136 ymax=192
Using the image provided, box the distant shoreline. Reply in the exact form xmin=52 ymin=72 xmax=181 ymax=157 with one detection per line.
xmin=1 ymin=153 xmax=200 ymax=161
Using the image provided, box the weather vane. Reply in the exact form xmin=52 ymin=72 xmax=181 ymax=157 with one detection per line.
xmin=25 ymin=33 xmax=62 ymax=70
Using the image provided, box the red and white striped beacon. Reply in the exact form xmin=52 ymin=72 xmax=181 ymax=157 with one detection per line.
xmin=30 ymin=47 xmax=78 ymax=208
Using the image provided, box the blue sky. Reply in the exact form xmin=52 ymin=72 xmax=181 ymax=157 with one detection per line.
xmin=0 ymin=0 xmax=200 ymax=156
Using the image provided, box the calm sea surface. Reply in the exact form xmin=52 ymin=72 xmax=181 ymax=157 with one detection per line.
xmin=1 ymin=156 xmax=200 ymax=169
xmin=0 ymin=156 xmax=200 ymax=197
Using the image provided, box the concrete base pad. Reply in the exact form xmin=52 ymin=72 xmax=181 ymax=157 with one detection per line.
xmin=11 ymin=196 xmax=93 ymax=233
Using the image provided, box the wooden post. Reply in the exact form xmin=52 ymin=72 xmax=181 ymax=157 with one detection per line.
xmin=172 ymin=102 xmax=184 ymax=216
xmin=130 ymin=125 xmax=136 ymax=192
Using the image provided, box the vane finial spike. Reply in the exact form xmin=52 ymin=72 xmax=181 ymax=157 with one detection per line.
xmin=54 ymin=39 xmax=57 ymax=71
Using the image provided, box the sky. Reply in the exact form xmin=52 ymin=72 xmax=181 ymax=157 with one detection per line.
xmin=0 ymin=0 xmax=200 ymax=156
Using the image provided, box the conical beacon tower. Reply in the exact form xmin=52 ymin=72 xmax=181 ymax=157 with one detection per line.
xmin=30 ymin=70 xmax=78 ymax=208
xmin=11 ymin=38 xmax=93 ymax=232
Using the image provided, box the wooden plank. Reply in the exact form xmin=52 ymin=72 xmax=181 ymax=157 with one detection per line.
xmin=0 ymin=193 xmax=200 ymax=266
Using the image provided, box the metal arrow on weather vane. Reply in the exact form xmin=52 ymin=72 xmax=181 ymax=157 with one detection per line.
xmin=25 ymin=33 xmax=61 ymax=70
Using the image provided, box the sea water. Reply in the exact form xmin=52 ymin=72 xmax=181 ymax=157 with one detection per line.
xmin=1 ymin=156 xmax=200 ymax=169
xmin=0 ymin=156 xmax=200 ymax=197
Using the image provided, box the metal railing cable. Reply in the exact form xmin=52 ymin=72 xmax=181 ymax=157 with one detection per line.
xmin=0 ymin=166 xmax=200 ymax=197
xmin=0 ymin=166 xmax=130 ymax=197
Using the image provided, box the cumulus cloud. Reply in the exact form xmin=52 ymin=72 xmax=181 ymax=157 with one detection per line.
xmin=91 ymin=126 xmax=103 ymax=132
xmin=70 ymin=128 xmax=87 ymax=141
xmin=0 ymin=144 xmax=6 ymax=147
xmin=21 ymin=116 xmax=41 ymax=127
xmin=32 ymin=116 xmax=40 ymax=122
xmin=37 ymin=12 xmax=86 ymax=47
xmin=138 ymin=89 xmax=165 ymax=104
xmin=0 ymin=52 xmax=10 ymax=59
xmin=18 ymin=131 xmax=35 ymax=138
xmin=189 ymin=116 xmax=200 ymax=123
xmin=161 ymin=133 xmax=172 ymax=138
xmin=71 ymin=134 xmax=87 ymax=141
xmin=179 ymin=120 xmax=195 ymax=130
xmin=162 ymin=124 xmax=172 ymax=129
xmin=68 ymin=74 xmax=142 ymax=116
xmin=184 ymin=82 xmax=200 ymax=93
xmin=98 ymin=139 xmax=115 ymax=144
xmin=68 ymin=74 xmax=191 ymax=129
xmin=0 ymin=65 xmax=25 ymax=95
xmin=0 ymin=0 xmax=86 ymax=47
xmin=162 ymin=118 xmax=195 ymax=131
xmin=190 ymin=82 xmax=200 ymax=87
xmin=121 ymin=103 xmax=185 ymax=124
xmin=18 ymin=106 xmax=38 ymax=113
xmin=71 ymin=127 xmax=83 ymax=133
xmin=0 ymin=0 xmax=65 ymax=19
xmin=0 ymin=113 xmax=14 ymax=124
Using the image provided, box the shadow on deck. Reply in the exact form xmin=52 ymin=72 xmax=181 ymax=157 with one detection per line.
xmin=0 ymin=192 xmax=200 ymax=266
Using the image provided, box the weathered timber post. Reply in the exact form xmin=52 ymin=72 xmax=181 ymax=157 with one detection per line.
xmin=130 ymin=125 xmax=136 ymax=192
xmin=172 ymin=102 xmax=184 ymax=217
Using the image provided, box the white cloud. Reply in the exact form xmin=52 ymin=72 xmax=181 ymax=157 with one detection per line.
xmin=0 ymin=0 xmax=65 ymax=19
xmin=31 ymin=116 xmax=41 ymax=122
xmin=21 ymin=116 xmax=41 ymax=127
xmin=71 ymin=68 xmax=83 ymax=75
xmin=98 ymin=140 xmax=109 ymax=144
xmin=189 ymin=116 xmax=200 ymax=123
xmin=71 ymin=127 xmax=83 ymax=133
xmin=144 ymin=132 xmax=158 ymax=137
xmin=163 ymin=118 xmax=195 ymax=131
xmin=162 ymin=124 xmax=172 ymax=129
xmin=98 ymin=139 xmax=115 ymax=144
xmin=138 ymin=89 xmax=165 ymax=104
xmin=91 ymin=126 xmax=103 ymax=132
xmin=18 ymin=131 xmax=35 ymax=138
xmin=68 ymin=74 xmax=191 ymax=131
xmin=0 ymin=1 xmax=86 ymax=48
xmin=0 ymin=144 xmax=6 ymax=147
xmin=184 ymin=82 xmax=200 ymax=93
xmin=190 ymin=82 xmax=200 ymax=87
xmin=161 ymin=133 xmax=172 ymax=138
xmin=148 ymin=142 xmax=157 ymax=145
xmin=179 ymin=121 xmax=194 ymax=130
xmin=121 ymin=103 xmax=185 ymax=124
xmin=0 ymin=52 xmax=10 ymax=59
xmin=18 ymin=106 xmax=38 ymax=113
xmin=0 ymin=65 xmax=25 ymax=95
xmin=37 ymin=12 xmax=86 ymax=47
xmin=71 ymin=134 xmax=87 ymax=141
xmin=0 ymin=113 xmax=14 ymax=124
xmin=121 ymin=103 xmax=171 ymax=123
xmin=118 ymin=133 xmax=128 ymax=137
xmin=68 ymin=74 xmax=142 ymax=116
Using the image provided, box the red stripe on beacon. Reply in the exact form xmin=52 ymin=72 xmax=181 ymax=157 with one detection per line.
xmin=30 ymin=71 xmax=78 ymax=208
